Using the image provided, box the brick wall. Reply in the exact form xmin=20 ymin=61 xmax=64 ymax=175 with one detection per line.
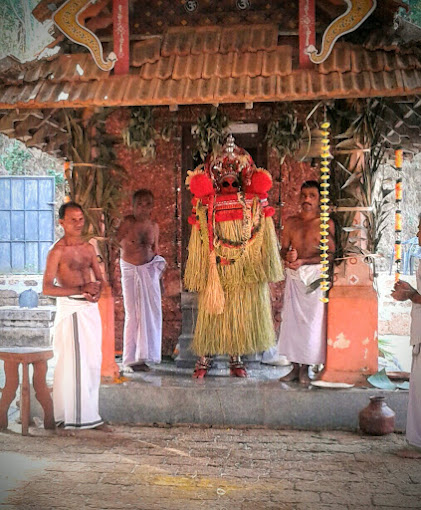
xmin=105 ymin=109 xmax=182 ymax=355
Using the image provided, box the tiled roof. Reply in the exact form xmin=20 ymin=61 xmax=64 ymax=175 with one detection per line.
xmin=0 ymin=24 xmax=421 ymax=109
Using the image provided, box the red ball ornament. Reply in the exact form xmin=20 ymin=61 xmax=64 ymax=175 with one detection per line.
xmin=245 ymin=171 xmax=272 ymax=194
xmin=189 ymin=174 xmax=214 ymax=198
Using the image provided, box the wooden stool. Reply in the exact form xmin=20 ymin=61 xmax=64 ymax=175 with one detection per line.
xmin=0 ymin=347 xmax=55 ymax=435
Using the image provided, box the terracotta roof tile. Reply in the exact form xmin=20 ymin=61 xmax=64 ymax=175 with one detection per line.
xmin=220 ymin=24 xmax=277 ymax=53
xmin=276 ymin=74 xmax=296 ymax=99
xmin=173 ymin=54 xmax=204 ymax=80
xmin=262 ymin=46 xmax=292 ymax=77
xmin=245 ymin=76 xmax=277 ymax=100
xmin=184 ymin=79 xmax=215 ymax=103
xmin=23 ymin=61 xmax=48 ymax=83
xmin=401 ymin=69 xmax=421 ymax=92
xmin=232 ymin=51 xmax=263 ymax=78
xmin=350 ymin=48 xmax=386 ymax=74
xmin=39 ymin=55 xmax=109 ymax=83
xmin=347 ymin=71 xmax=373 ymax=95
xmin=249 ymin=24 xmax=279 ymax=51
xmin=319 ymin=44 xmax=352 ymax=74
xmin=221 ymin=77 xmax=246 ymax=102
xmin=131 ymin=38 xmax=162 ymax=67
xmin=140 ymin=55 xmax=175 ymax=80
xmin=154 ymin=78 xmax=189 ymax=104
xmin=161 ymin=28 xmax=196 ymax=57
xmin=219 ymin=26 xmax=247 ymax=54
xmin=1 ymin=24 xmax=421 ymax=109
xmin=35 ymin=82 xmax=72 ymax=105
xmin=202 ymin=53 xmax=235 ymax=79
xmin=378 ymin=70 xmax=405 ymax=93
xmin=191 ymin=27 xmax=221 ymax=55
xmin=122 ymin=76 xmax=156 ymax=104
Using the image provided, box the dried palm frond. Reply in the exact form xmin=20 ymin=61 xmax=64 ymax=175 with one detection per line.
xmin=63 ymin=110 xmax=128 ymax=283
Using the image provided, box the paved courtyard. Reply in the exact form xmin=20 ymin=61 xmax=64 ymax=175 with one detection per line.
xmin=0 ymin=424 xmax=420 ymax=510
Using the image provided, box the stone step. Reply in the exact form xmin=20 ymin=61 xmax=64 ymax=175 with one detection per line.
xmin=30 ymin=366 xmax=409 ymax=431
xmin=0 ymin=306 xmax=55 ymax=347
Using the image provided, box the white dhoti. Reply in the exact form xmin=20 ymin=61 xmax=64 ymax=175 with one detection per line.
xmin=120 ymin=256 xmax=166 ymax=367
xmin=277 ymin=265 xmax=326 ymax=365
xmin=53 ymin=297 xmax=103 ymax=429
xmin=407 ymin=264 xmax=421 ymax=448
xmin=407 ymin=343 xmax=421 ymax=448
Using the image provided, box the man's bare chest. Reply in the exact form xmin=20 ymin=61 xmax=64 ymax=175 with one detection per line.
xmin=126 ymin=224 xmax=154 ymax=244
xmin=60 ymin=248 xmax=91 ymax=271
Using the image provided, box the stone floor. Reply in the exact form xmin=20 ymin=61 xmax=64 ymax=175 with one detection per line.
xmin=0 ymin=423 xmax=420 ymax=510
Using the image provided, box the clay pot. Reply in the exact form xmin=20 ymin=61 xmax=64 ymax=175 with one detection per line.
xmin=358 ymin=396 xmax=396 ymax=436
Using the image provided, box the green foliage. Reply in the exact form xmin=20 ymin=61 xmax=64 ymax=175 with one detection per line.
xmin=329 ymin=100 xmax=394 ymax=271
xmin=46 ymin=168 xmax=65 ymax=186
xmin=265 ymin=104 xmax=304 ymax=164
xmin=0 ymin=0 xmax=55 ymax=62
xmin=122 ymin=107 xmax=157 ymax=159
xmin=193 ymin=107 xmax=230 ymax=162
xmin=0 ymin=141 xmax=31 ymax=174
xmin=401 ymin=0 xmax=421 ymax=27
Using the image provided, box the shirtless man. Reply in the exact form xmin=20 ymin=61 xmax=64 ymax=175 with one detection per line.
xmin=278 ymin=181 xmax=335 ymax=384
xmin=43 ymin=202 xmax=106 ymax=430
xmin=392 ymin=214 xmax=421 ymax=458
xmin=118 ymin=189 xmax=166 ymax=372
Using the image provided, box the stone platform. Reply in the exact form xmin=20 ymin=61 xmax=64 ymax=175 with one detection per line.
xmin=29 ymin=360 xmax=409 ymax=432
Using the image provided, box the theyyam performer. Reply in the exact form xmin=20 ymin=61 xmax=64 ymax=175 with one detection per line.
xmin=185 ymin=135 xmax=284 ymax=378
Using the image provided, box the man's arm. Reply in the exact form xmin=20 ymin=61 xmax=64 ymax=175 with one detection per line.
xmin=88 ymin=244 xmax=104 ymax=300
xmin=153 ymin=222 xmax=160 ymax=255
xmin=116 ymin=216 xmax=130 ymax=244
xmin=280 ymin=219 xmax=292 ymax=261
xmin=42 ymin=246 xmax=84 ymax=297
xmin=392 ymin=280 xmax=421 ymax=304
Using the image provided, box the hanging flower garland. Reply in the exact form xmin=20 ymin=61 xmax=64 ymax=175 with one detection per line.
xmin=319 ymin=120 xmax=331 ymax=303
xmin=394 ymin=148 xmax=403 ymax=282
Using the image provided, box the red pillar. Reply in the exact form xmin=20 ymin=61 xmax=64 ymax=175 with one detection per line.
xmin=299 ymin=0 xmax=315 ymax=69
xmin=113 ymin=0 xmax=130 ymax=75
xmin=319 ymin=258 xmax=378 ymax=386
xmin=98 ymin=282 xmax=120 ymax=382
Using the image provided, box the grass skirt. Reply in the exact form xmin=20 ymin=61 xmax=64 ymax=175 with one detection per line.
xmin=185 ymin=201 xmax=283 ymax=356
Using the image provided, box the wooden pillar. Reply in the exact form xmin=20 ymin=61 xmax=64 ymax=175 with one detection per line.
xmin=113 ymin=0 xmax=130 ymax=75
xmin=299 ymin=0 xmax=315 ymax=69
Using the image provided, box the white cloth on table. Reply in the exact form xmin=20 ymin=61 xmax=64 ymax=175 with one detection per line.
xmin=407 ymin=263 xmax=421 ymax=448
xmin=120 ymin=255 xmax=166 ymax=367
xmin=277 ymin=265 xmax=326 ymax=365
xmin=53 ymin=296 xmax=103 ymax=430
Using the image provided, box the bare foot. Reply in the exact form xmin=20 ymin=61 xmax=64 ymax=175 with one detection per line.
xmin=92 ymin=423 xmax=113 ymax=432
xmin=299 ymin=365 xmax=311 ymax=385
xmin=279 ymin=364 xmax=299 ymax=382
xmin=131 ymin=363 xmax=150 ymax=372
xmin=396 ymin=448 xmax=421 ymax=459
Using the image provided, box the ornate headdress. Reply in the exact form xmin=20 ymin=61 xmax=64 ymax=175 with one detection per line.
xmin=204 ymin=134 xmax=256 ymax=192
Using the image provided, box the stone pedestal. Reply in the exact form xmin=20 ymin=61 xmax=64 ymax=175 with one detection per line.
xmin=0 ymin=306 xmax=55 ymax=347
xmin=319 ymin=259 xmax=378 ymax=386
xmin=176 ymin=292 xmax=198 ymax=368
xmin=176 ymin=292 xmax=263 ymax=369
